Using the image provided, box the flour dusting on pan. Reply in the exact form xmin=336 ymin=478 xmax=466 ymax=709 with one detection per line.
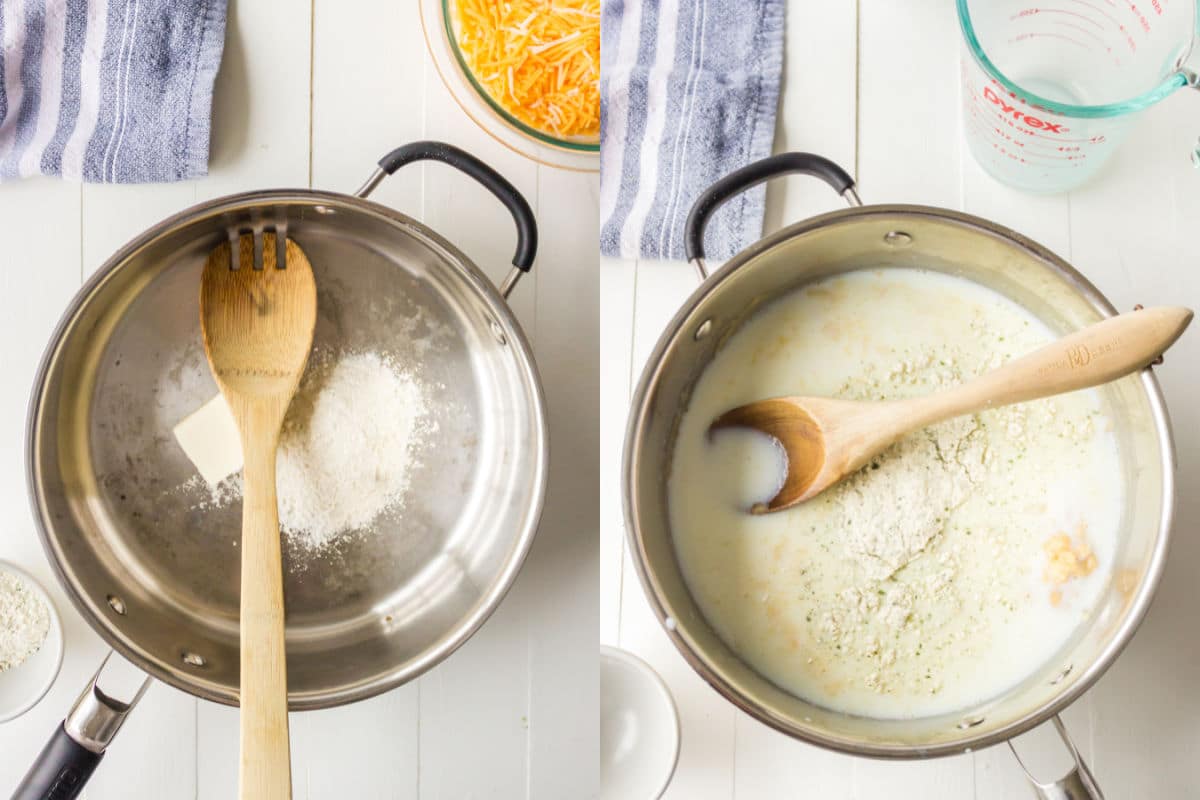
xmin=186 ymin=348 xmax=437 ymax=551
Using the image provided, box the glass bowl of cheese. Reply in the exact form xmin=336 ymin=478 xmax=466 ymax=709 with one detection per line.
xmin=421 ymin=0 xmax=600 ymax=171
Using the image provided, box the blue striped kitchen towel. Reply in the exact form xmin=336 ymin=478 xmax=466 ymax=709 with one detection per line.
xmin=600 ymin=0 xmax=784 ymax=262
xmin=0 ymin=0 xmax=227 ymax=183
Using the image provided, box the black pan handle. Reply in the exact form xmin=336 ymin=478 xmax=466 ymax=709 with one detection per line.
xmin=683 ymin=152 xmax=860 ymax=272
xmin=355 ymin=141 xmax=538 ymax=275
xmin=10 ymin=724 xmax=102 ymax=800
xmin=12 ymin=653 xmax=149 ymax=800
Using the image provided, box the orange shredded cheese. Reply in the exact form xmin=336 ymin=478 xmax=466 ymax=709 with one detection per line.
xmin=454 ymin=0 xmax=600 ymax=138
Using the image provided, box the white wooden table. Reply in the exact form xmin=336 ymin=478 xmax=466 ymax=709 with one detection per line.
xmin=600 ymin=1 xmax=1200 ymax=797
xmin=0 ymin=1 xmax=598 ymax=797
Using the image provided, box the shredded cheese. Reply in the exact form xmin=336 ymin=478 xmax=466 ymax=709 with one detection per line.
xmin=454 ymin=0 xmax=600 ymax=138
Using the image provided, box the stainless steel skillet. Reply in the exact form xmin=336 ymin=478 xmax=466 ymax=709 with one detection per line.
xmin=623 ymin=152 xmax=1176 ymax=799
xmin=15 ymin=141 xmax=548 ymax=797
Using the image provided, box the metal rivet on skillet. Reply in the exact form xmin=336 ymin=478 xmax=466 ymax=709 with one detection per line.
xmin=883 ymin=231 xmax=913 ymax=247
xmin=181 ymin=651 xmax=207 ymax=668
xmin=489 ymin=319 xmax=507 ymax=345
xmin=957 ymin=716 xmax=985 ymax=729
xmin=1050 ymin=664 xmax=1073 ymax=685
xmin=313 ymin=205 xmax=335 ymax=215
xmin=694 ymin=319 xmax=713 ymax=341
xmin=106 ymin=594 xmax=126 ymax=615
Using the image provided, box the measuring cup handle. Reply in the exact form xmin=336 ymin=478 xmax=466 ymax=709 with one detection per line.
xmin=683 ymin=152 xmax=861 ymax=278
xmin=354 ymin=141 xmax=539 ymax=275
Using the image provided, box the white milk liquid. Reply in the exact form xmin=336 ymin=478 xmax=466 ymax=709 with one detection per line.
xmin=668 ymin=269 xmax=1122 ymax=719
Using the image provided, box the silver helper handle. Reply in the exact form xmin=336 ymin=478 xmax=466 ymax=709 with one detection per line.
xmin=1009 ymin=715 xmax=1105 ymax=800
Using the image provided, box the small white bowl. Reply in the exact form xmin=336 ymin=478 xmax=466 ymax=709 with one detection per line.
xmin=0 ymin=560 xmax=64 ymax=723
xmin=600 ymin=646 xmax=680 ymax=800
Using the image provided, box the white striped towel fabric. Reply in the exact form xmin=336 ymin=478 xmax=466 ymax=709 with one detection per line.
xmin=600 ymin=0 xmax=785 ymax=262
xmin=0 ymin=0 xmax=227 ymax=183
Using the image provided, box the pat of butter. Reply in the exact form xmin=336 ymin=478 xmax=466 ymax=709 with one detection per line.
xmin=172 ymin=394 xmax=243 ymax=485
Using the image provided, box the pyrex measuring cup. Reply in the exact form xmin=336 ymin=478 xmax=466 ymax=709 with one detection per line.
xmin=959 ymin=0 xmax=1200 ymax=193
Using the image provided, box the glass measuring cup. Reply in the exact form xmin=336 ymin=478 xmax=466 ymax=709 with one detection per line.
xmin=959 ymin=0 xmax=1200 ymax=193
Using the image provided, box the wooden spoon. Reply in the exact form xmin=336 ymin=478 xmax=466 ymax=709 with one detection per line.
xmin=200 ymin=231 xmax=317 ymax=800
xmin=711 ymin=306 xmax=1192 ymax=514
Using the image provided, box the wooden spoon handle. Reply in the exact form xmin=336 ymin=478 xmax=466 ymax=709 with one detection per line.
xmin=239 ymin=431 xmax=292 ymax=800
xmin=906 ymin=306 xmax=1192 ymax=429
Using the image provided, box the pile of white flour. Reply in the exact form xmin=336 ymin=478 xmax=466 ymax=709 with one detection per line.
xmin=833 ymin=398 xmax=986 ymax=582
xmin=276 ymin=351 xmax=433 ymax=547
xmin=190 ymin=350 xmax=435 ymax=550
xmin=0 ymin=570 xmax=51 ymax=672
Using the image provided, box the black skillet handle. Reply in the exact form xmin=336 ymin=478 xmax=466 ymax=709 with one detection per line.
xmin=11 ymin=653 xmax=148 ymax=800
xmin=10 ymin=724 xmax=102 ymax=800
xmin=356 ymin=141 xmax=538 ymax=273
xmin=683 ymin=152 xmax=860 ymax=273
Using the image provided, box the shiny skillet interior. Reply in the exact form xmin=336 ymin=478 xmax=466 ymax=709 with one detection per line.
xmin=30 ymin=194 xmax=546 ymax=708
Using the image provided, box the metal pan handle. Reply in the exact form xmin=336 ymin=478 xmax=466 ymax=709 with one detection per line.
xmin=12 ymin=652 xmax=151 ymax=800
xmin=683 ymin=152 xmax=861 ymax=280
xmin=354 ymin=141 xmax=538 ymax=298
xmin=1009 ymin=715 xmax=1105 ymax=800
